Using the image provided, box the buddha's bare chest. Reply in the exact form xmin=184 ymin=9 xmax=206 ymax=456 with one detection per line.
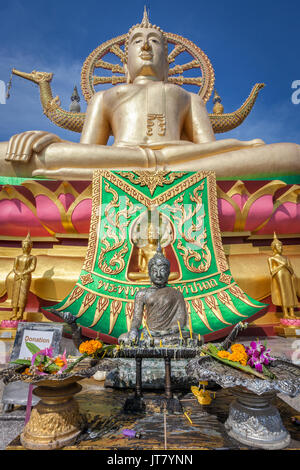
xmin=16 ymin=256 xmax=31 ymax=270
xmin=109 ymin=86 xmax=187 ymax=141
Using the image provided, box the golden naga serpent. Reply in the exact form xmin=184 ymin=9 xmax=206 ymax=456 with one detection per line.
xmin=11 ymin=32 xmax=264 ymax=134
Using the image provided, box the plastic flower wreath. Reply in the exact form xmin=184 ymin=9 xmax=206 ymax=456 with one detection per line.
xmin=11 ymin=343 xmax=69 ymax=376
xmin=11 ymin=339 xmax=116 ymax=376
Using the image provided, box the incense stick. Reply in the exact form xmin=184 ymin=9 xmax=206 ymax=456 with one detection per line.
xmin=188 ymin=314 xmax=193 ymax=339
xmin=144 ymin=321 xmax=152 ymax=339
xmin=177 ymin=321 xmax=183 ymax=340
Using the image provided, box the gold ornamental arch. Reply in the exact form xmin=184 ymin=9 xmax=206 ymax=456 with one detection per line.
xmin=81 ymin=32 xmax=215 ymax=103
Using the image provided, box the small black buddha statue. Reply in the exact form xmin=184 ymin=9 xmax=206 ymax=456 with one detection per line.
xmin=119 ymin=246 xmax=191 ymax=345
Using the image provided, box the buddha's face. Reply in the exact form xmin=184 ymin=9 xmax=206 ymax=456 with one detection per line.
xmin=22 ymin=241 xmax=32 ymax=254
xmin=272 ymin=241 xmax=282 ymax=254
xmin=126 ymin=27 xmax=168 ymax=82
xmin=149 ymin=259 xmax=169 ymax=287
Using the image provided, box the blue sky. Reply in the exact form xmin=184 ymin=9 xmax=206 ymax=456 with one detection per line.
xmin=0 ymin=0 xmax=299 ymax=145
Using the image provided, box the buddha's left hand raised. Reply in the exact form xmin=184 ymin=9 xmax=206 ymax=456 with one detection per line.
xmin=5 ymin=130 xmax=61 ymax=163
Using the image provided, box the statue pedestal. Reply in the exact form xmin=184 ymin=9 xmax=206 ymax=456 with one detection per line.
xmin=275 ymin=325 xmax=300 ymax=338
xmin=105 ymin=358 xmax=194 ymax=390
xmin=225 ymin=388 xmax=291 ymax=450
xmin=0 ymin=311 xmax=51 ymax=341
xmin=0 ymin=310 xmax=51 ymax=323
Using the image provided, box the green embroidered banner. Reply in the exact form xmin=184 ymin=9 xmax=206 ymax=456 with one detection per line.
xmin=45 ymin=170 xmax=266 ymax=338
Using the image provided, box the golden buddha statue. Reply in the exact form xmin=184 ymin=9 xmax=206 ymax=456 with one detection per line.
xmin=128 ymin=218 xmax=179 ymax=281
xmin=268 ymin=233 xmax=298 ymax=319
xmin=0 ymin=10 xmax=299 ymax=180
xmin=7 ymin=233 xmax=37 ymax=321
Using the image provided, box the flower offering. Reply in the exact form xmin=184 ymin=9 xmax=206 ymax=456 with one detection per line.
xmin=11 ymin=339 xmax=115 ymax=377
xmin=203 ymin=338 xmax=276 ymax=380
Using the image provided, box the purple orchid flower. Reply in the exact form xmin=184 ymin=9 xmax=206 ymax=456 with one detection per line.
xmin=246 ymin=340 xmax=275 ymax=373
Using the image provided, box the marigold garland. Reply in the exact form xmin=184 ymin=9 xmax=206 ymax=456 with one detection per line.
xmin=217 ymin=343 xmax=248 ymax=366
xmin=79 ymin=339 xmax=103 ymax=355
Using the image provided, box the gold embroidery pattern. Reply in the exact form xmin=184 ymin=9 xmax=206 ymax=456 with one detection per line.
xmin=191 ymin=298 xmax=213 ymax=331
xmin=162 ymin=184 xmax=212 ymax=273
xmin=83 ymin=171 xmax=101 ymax=272
xmin=219 ymin=273 xmax=232 ymax=285
xmin=56 ymin=286 xmax=85 ymax=311
xmin=125 ymin=302 xmax=134 ymax=332
xmin=229 ymin=285 xmax=260 ymax=308
xmin=217 ymin=290 xmax=247 ymax=317
xmin=98 ymin=182 xmax=142 ymax=275
xmin=204 ymin=295 xmax=232 ymax=325
xmin=76 ymin=292 xmax=97 ymax=318
xmin=84 ymin=170 xmax=229 ymax=287
xmin=109 ymin=300 xmax=122 ymax=335
xmin=80 ymin=273 xmax=94 ymax=286
xmin=117 ymin=170 xmax=186 ymax=196
xmin=89 ymin=296 xmax=110 ymax=327
xmin=207 ymin=173 xmax=229 ymax=273
xmin=95 ymin=170 xmax=214 ymax=208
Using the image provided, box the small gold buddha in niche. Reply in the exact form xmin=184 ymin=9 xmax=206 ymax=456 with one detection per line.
xmin=268 ymin=233 xmax=299 ymax=319
xmin=128 ymin=212 xmax=180 ymax=282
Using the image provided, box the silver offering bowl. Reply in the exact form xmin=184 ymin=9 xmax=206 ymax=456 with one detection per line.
xmin=186 ymin=355 xmax=300 ymax=449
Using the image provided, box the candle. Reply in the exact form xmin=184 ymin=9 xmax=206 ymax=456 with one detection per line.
xmin=177 ymin=321 xmax=183 ymax=340
xmin=184 ymin=411 xmax=193 ymax=425
xmin=189 ymin=314 xmax=193 ymax=339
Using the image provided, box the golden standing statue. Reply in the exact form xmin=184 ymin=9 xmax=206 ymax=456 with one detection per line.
xmin=0 ymin=10 xmax=299 ymax=179
xmin=129 ymin=223 xmax=161 ymax=280
xmin=268 ymin=233 xmax=298 ymax=319
xmin=8 ymin=233 xmax=37 ymax=321
xmin=128 ymin=210 xmax=179 ymax=281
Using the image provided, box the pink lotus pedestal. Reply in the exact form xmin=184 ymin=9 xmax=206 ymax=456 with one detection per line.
xmin=275 ymin=317 xmax=300 ymax=338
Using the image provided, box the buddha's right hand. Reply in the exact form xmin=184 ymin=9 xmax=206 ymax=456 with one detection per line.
xmin=5 ymin=131 xmax=61 ymax=162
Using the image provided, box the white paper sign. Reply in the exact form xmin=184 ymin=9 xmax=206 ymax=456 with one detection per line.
xmin=18 ymin=329 xmax=54 ymax=360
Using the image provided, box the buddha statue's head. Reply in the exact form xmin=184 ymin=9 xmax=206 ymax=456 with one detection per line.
xmin=22 ymin=232 xmax=33 ymax=254
xmin=271 ymin=232 xmax=282 ymax=254
xmin=124 ymin=8 xmax=169 ymax=83
xmin=148 ymin=245 xmax=170 ymax=287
